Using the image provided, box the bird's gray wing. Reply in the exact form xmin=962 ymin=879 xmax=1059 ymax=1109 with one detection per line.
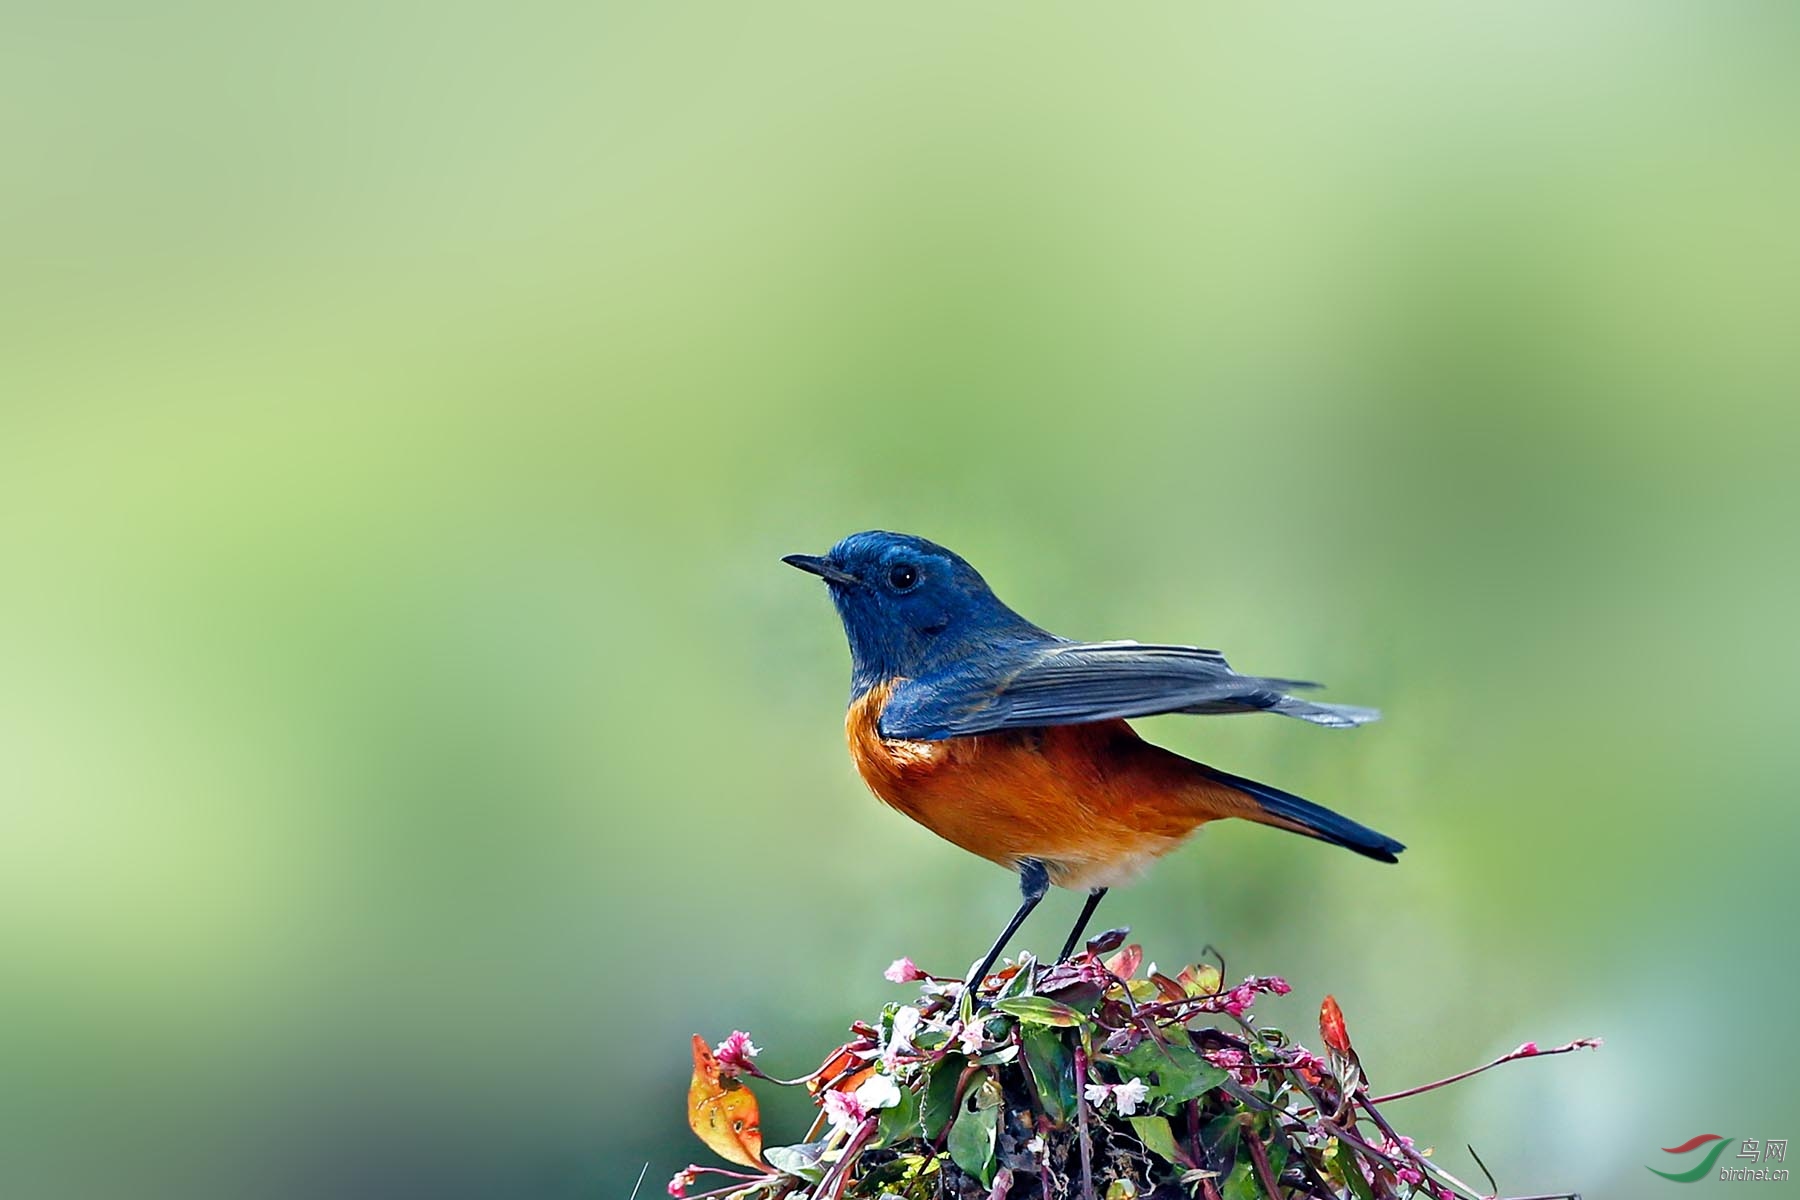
xmin=879 ymin=640 xmax=1378 ymax=740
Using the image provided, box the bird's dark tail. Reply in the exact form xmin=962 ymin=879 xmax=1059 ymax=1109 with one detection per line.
xmin=1202 ymin=765 xmax=1404 ymax=863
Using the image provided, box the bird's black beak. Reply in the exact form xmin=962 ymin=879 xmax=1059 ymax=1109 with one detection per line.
xmin=783 ymin=553 xmax=860 ymax=586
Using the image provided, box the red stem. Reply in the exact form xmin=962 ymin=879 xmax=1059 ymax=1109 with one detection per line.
xmin=815 ymin=1118 xmax=877 ymax=1200
xmin=1073 ymin=1041 xmax=1096 ymax=1200
xmin=1243 ymin=1132 xmax=1283 ymax=1199
xmin=688 ymin=1166 xmax=772 ymax=1182
xmin=1368 ymin=1039 xmax=1600 ymax=1105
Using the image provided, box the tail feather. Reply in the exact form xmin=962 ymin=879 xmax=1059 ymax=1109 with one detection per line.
xmin=1269 ymin=696 xmax=1381 ymax=728
xmin=1176 ymin=684 xmax=1381 ymax=728
xmin=1203 ymin=765 xmax=1404 ymax=863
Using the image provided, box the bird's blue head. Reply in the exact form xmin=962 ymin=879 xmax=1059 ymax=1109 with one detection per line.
xmin=785 ymin=531 xmax=1045 ymax=695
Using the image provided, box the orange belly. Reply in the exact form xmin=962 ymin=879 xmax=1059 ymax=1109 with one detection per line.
xmin=845 ymin=681 xmax=1264 ymax=890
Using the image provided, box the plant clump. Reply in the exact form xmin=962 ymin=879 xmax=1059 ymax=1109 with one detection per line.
xmin=674 ymin=931 xmax=1596 ymax=1200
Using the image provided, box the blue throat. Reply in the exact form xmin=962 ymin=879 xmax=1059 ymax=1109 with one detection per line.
xmin=835 ymin=587 xmax=1047 ymax=700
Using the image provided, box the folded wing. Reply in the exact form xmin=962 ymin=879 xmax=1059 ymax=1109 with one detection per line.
xmin=879 ymin=640 xmax=1378 ymax=740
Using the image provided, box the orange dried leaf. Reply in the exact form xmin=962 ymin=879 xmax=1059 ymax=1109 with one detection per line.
xmin=825 ymin=1063 xmax=878 ymax=1096
xmin=983 ymin=962 xmax=1025 ymax=988
xmin=807 ymin=1042 xmax=875 ymax=1096
xmin=687 ymin=1035 xmax=764 ymax=1169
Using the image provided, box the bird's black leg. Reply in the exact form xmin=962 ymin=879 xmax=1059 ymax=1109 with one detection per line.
xmin=1058 ymin=887 xmax=1109 ymax=962
xmin=965 ymin=859 xmax=1049 ymax=994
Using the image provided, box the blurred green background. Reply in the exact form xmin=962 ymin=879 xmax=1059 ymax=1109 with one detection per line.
xmin=4 ymin=3 xmax=1797 ymax=1197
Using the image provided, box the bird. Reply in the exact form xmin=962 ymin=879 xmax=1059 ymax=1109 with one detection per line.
xmin=785 ymin=530 xmax=1403 ymax=988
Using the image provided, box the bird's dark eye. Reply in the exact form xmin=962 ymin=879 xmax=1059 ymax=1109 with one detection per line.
xmin=887 ymin=563 xmax=919 ymax=592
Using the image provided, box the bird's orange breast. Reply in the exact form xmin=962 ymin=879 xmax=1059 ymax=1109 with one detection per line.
xmin=845 ymin=680 xmax=1262 ymax=890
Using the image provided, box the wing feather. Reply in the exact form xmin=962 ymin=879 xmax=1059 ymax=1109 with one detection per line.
xmin=878 ymin=640 xmax=1376 ymax=740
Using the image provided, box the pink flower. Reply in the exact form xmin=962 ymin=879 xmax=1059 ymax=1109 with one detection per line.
xmin=713 ymin=1031 xmax=761 ymax=1075
xmin=667 ymin=1169 xmax=697 ymax=1197
xmin=822 ymin=1088 xmax=869 ymax=1136
xmin=1381 ymin=1135 xmax=1422 ymax=1184
xmin=1289 ymin=1050 xmax=1327 ymax=1076
xmin=1222 ymin=983 xmax=1260 ymax=1018
xmin=1083 ymin=1082 xmax=1114 ymax=1107
xmin=884 ymin=956 xmax=925 ymax=983
xmin=1267 ymin=976 xmax=1292 ymax=996
xmin=956 ymin=1021 xmax=985 ymax=1056
xmin=1204 ymin=1047 xmax=1257 ymax=1085
xmin=1514 ymin=1041 xmax=1540 ymax=1057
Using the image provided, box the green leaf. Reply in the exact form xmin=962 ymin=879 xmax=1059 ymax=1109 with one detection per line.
xmin=996 ymin=957 xmax=1038 ymax=1001
xmin=947 ymin=1078 xmax=1000 ymax=1186
xmin=859 ymin=1153 xmax=939 ymax=1200
xmin=993 ymin=997 xmax=1088 ymax=1027
xmin=1106 ymin=1038 xmax=1229 ymax=1108
xmin=1263 ymin=1131 xmax=1288 ymax=1178
xmin=1126 ymin=1115 xmax=1183 ymax=1164
xmin=874 ymin=1079 xmax=922 ymax=1147
xmin=763 ymin=1140 xmax=829 ymax=1183
xmin=1019 ymin=1025 xmax=1076 ymax=1127
xmin=1333 ymin=1138 xmax=1376 ymax=1200
xmin=920 ymin=1054 xmax=966 ymax=1139
xmin=1220 ymin=1160 xmax=1261 ymax=1200
xmin=1201 ymin=1111 xmax=1243 ymax=1176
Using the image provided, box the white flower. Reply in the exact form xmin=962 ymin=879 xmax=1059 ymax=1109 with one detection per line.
xmin=1026 ymin=1134 xmax=1046 ymax=1156
xmin=956 ymin=1021 xmax=985 ymax=1056
xmin=919 ymin=979 xmax=963 ymax=998
xmin=855 ymin=1072 xmax=903 ymax=1111
xmin=890 ymin=1005 xmax=922 ymax=1049
xmin=1112 ymin=1077 xmax=1149 ymax=1116
xmin=1083 ymin=1082 xmax=1114 ymax=1107
xmin=882 ymin=1005 xmax=923 ymax=1068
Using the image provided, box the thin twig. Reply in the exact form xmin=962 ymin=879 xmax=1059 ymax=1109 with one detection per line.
xmin=1468 ymin=1144 xmax=1498 ymax=1196
xmin=1368 ymin=1039 xmax=1602 ymax=1105
xmin=1318 ymin=1118 xmax=1399 ymax=1168
xmin=1358 ymin=1096 xmax=1487 ymax=1200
